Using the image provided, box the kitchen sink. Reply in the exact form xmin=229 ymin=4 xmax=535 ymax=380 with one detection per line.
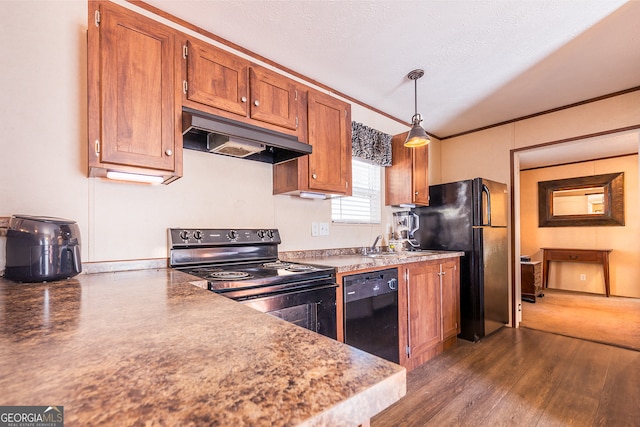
xmin=364 ymin=252 xmax=399 ymax=258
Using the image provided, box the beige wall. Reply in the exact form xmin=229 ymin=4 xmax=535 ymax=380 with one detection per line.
xmin=1 ymin=0 xmax=638 ymax=287
xmin=0 ymin=1 xmax=413 ymax=269
xmin=438 ymin=91 xmax=640 ymax=311
xmin=520 ymin=155 xmax=639 ymax=297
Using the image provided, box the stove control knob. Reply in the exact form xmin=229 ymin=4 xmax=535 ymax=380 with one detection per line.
xmin=227 ymin=230 xmax=237 ymax=240
xmin=179 ymin=230 xmax=190 ymax=241
xmin=193 ymin=230 xmax=203 ymax=241
xmin=266 ymin=229 xmax=275 ymax=239
xmin=257 ymin=230 xmax=266 ymax=238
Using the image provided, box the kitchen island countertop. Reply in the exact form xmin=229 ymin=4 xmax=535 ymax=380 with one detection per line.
xmin=0 ymin=269 xmax=405 ymax=426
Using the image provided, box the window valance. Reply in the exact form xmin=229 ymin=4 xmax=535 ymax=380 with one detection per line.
xmin=351 ymin=121 xmax=392 ymax=167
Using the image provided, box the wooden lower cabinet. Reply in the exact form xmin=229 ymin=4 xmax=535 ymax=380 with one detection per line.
xmin=398 ymin=258 xmax=460 ymax=371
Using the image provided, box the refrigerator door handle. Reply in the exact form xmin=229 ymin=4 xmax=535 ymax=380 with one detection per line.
xmin=482 ymin=183 xmax=491 ymax=226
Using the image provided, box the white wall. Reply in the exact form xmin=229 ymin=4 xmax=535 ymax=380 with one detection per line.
xmin=0 ymin=1 xmax=415 ymax=268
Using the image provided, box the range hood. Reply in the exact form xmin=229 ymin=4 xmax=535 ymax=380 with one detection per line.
xmin=182 ymin=107 xmax=312 ymax=164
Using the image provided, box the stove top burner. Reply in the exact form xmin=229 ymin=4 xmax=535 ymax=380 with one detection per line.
xmin=262 ymin=261 xmax=292 ymax=269
xmin=208 ymin=271 xmax=252 ymax=281
xmin=189 ymin=267 xmax=223 ymax=275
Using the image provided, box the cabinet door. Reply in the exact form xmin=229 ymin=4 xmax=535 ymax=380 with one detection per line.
xmin=385 ymin=132 xmax=412 ymax=206
xmin=385 ymin=132 xmax=429 ymax=206
xmin=441 ymin=259 xmax=460 ymax=340
xmin=406 ymin=262 xmax=441 ymax=358
xmin=307 ymin=90 xmax=351 ymax=194
xmin=412 ymin=143 xmax=429 ymax=205
xmin=186 ymin=39 xmax=249 ymax=117
xmin=97 ymin=3 xmax=176 ymax=171
xmin=249 ymin=66 xmax=299 ymax=130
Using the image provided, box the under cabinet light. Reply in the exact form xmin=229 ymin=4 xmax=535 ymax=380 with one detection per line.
xmin=106 ymin=171 xmax=164 ymax=184
xmin=299 ymin=191 xmax=327 ymax=200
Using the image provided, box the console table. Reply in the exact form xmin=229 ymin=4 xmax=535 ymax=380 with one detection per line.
xmin=541 ymin=248 xmax=612 ymax=297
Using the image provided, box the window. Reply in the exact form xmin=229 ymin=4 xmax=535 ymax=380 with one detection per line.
xmin=331 ymin=158 xmax=381 ymax=223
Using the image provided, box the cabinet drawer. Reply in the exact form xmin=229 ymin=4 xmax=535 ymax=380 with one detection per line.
xmin=532 ymin=263 xmax=542 ymax=285
xmin=545 ymin=250 xmax=599 ymax=262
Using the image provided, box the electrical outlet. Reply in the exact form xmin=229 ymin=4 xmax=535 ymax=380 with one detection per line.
xmin=580 ymin=274 xmax=587 ymax=281
xmin=319 ymin=222 xmax=329 ymax=236
xmin=311 ymin=222 xmax=319 ymax=237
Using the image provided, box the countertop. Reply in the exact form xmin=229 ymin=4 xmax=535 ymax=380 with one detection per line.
xmin=281 ymin=249 xmax=465 ymax=273
xmin=0 ymin=269 xmax=405 ymax=426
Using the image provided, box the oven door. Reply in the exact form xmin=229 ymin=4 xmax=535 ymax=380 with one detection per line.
xmin=240 ymin=283 xmax=337 ymax=339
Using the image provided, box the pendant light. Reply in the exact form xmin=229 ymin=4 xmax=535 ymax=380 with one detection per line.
xmin=404 ymin=69 xmax=430 ymax=147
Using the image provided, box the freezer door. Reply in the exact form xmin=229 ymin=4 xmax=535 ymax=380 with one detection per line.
xmin=476 ymin=226 xmax=509 ymax=336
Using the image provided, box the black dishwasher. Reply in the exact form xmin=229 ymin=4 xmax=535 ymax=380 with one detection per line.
xmin=343 ymin=268 xmax=399 ymax=363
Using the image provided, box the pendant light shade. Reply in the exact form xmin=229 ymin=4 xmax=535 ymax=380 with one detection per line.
xmin=404 ymin=69 xmax=430 ymax=148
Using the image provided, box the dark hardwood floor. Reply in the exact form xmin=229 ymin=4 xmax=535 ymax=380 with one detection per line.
xmin=372 ymin=327 xmax=640 ymax=426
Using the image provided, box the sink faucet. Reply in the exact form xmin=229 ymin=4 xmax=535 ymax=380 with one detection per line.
xmin=370 ymin=235 xmax=383 ymax=251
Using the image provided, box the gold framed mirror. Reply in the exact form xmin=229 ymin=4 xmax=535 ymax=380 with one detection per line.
xmin=538 ymin=172 xmax=624 ymax=227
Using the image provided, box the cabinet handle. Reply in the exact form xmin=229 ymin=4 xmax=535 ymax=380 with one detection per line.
xmin=312 ymin=174 xmax=317 ymax=179
xmin=165 ymin=149 xmax=173 ymax=156
xmin=440 ymin=265 xmax=444 ymax=339
xmin=254 ymin=100 xmax=260 ymax=107
xmin=241 ymin=96 xmax=247 ymax=103
xmin=415 ymin=191 xmax=419 ymax=195
xmin=406 ymin=271 xmax=412 ymax=357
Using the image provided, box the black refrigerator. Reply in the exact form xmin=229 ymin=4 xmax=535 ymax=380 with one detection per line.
xmin=414 ymin=178 xmax=509 ymax=342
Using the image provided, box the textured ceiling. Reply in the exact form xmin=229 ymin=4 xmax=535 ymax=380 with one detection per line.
xmin=141 ymin=0 xmax=640 ymax=166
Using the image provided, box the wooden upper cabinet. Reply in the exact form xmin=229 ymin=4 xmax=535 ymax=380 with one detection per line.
xmin=185 ymin=39 xmax=249 ymax=117
xmin=385 ymin=132 xmax=429 ymax=206
xmin=88 ymin=1 xmax=181 ymax=180
xmin=87 ymin=1 xmax=182 ymax=183
xmin=306 ymin=90 xmax=352 ymax=194
xmin=183 ymin=40 xmax=301 ymax=134
xmin=273 ymin=89 xmax=351 ymax=196
xmin=249 ymin=66 xmax=299 ymax=130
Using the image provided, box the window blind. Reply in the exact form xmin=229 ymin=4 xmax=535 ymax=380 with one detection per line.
xmin=331 ymin=158 xmax=381 ymax=223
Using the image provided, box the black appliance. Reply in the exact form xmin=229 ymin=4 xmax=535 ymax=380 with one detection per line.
xmin=169 ymin=228 xmax=337 ymax=339
xmin=343 ymin=268 xmax=399 ymax=363
xmin=414 ymin=178 xmax=509 ymax=342
xmin=4 ymin=215 xmax=82 ymax=282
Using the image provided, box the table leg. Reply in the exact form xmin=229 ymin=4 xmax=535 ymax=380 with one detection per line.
xmin=542 ymin=250 xmax=549 ymax=289
xmin=602 ymin=252 xmax=610 ymax=297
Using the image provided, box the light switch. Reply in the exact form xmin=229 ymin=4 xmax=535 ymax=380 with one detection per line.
xmin=311 ymin=222 xmax=319 ymax=237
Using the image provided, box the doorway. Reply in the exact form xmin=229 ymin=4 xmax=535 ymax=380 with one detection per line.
xmin=511 ymin=129 xmax=640 ymax=346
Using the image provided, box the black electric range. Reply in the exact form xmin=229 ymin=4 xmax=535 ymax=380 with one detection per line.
xmin=169 ymin=228 xmax=337 ymax=338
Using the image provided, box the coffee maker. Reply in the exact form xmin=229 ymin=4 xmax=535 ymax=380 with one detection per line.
xmin=392 ymin=211 xmax=420 ymax=250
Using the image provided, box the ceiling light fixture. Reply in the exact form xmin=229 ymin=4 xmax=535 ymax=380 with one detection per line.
xmin=404 ymin=69 xmax=430 ymax=148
